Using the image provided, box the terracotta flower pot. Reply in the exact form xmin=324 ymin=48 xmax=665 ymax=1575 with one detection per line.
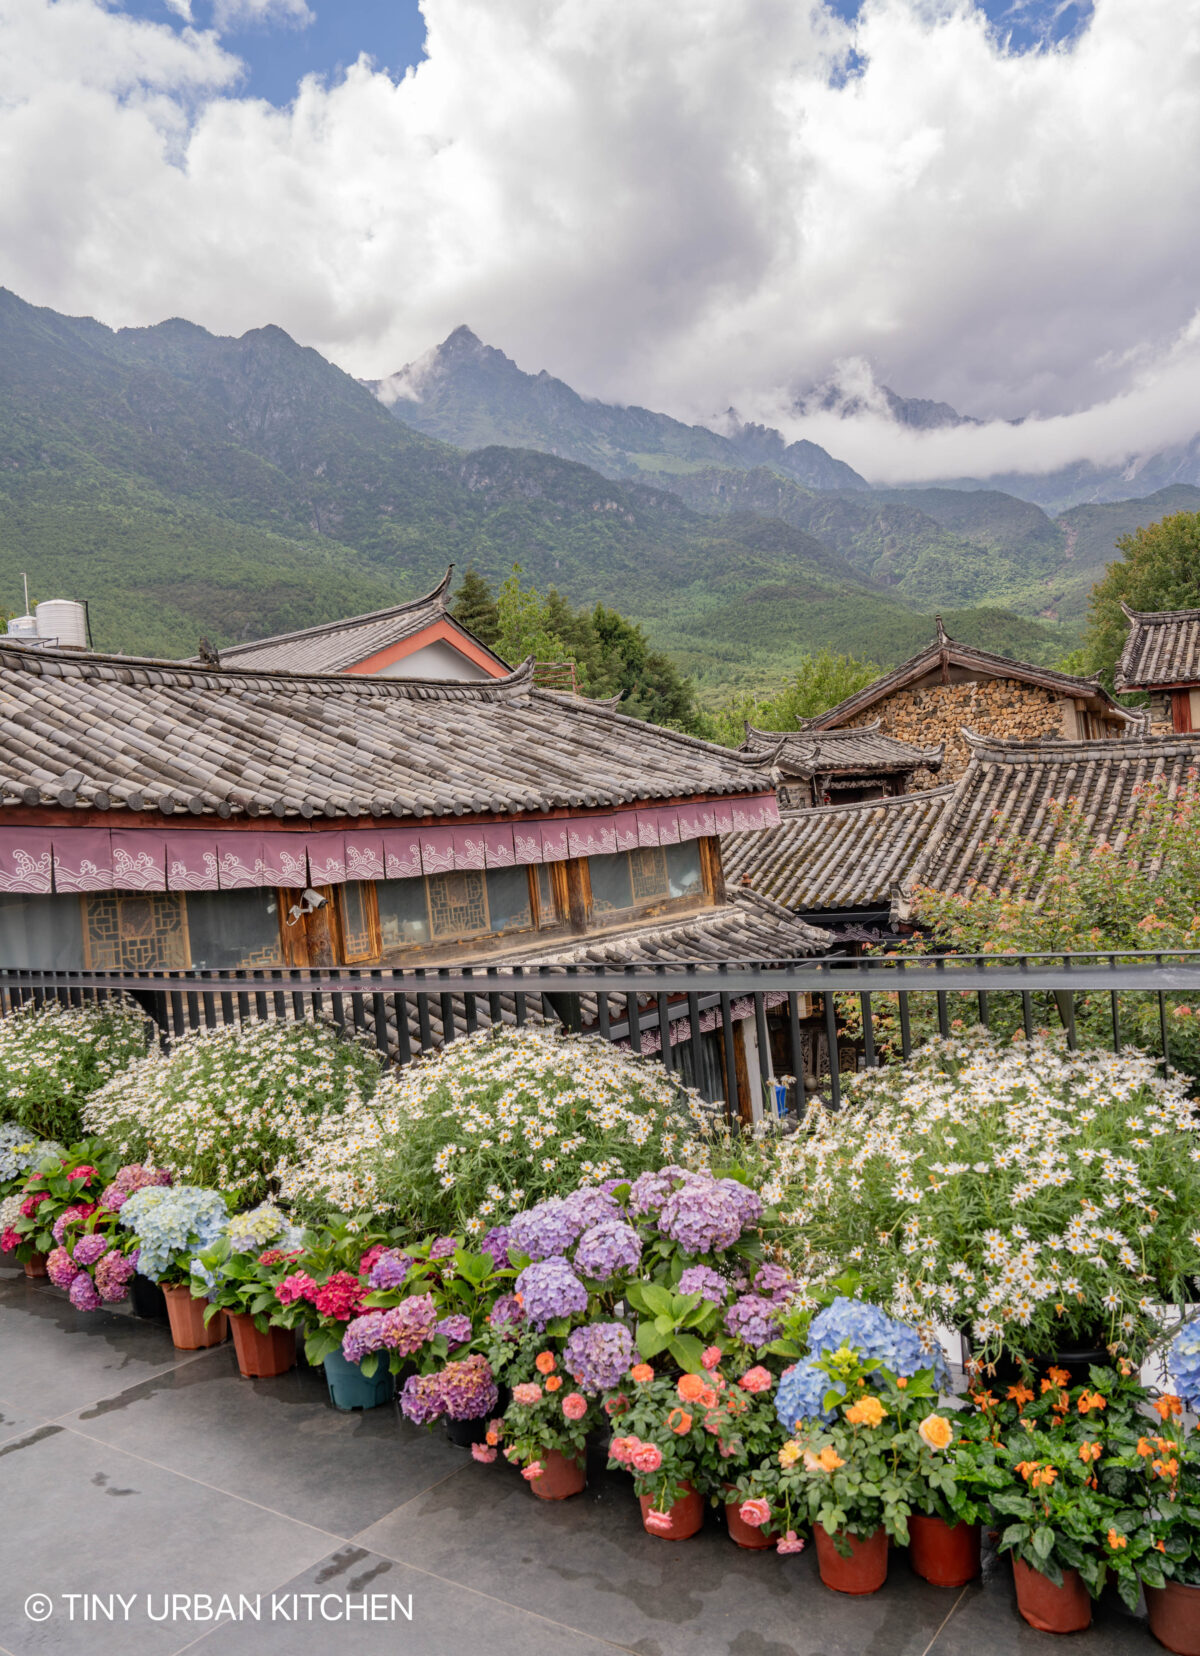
xmin=1146 ymin=1579 xmax=1200 ymax=1655
xmin=639 ymin=1484 xmax=704 ymax=1540
xmin=24 ymin=1251 xmax=47 ymax=1278
xmin=162 ymin=1285 xmax=227 ymax=1350
xmin=814 ymin=1524 xmax=888 ymax=1594
xmin=908 ymin=1515 xmax=981 ymax=1587
xmin=725 ymin=1502 xmax=774 ymax=1550
xmin=1011 ymin=1556 xmax=1091 ymax=1633
xmin=529 ymin=1449 xmax=586 ymax=1501
xmin=228 ymin=1312 xmax=295 ymax=1378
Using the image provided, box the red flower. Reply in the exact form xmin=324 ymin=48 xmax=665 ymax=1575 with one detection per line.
xmin=312 ymin=1271 xmax=367 ymax=1321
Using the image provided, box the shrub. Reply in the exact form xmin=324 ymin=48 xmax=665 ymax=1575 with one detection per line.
xmin=0 ymin=1001 xmax=149 ymax=1142
xmin=82 ymin=1019 xmax=381 ymax=1207
xmin=277 ymin=1028 xmax=705 ymax=1234
xmin=774 ymin=1031 xmax=1200 ymax=1364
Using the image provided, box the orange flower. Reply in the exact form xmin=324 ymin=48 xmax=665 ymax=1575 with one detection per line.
xmin=1153 ymin=1457 xmax=1180 ymax=1481
xmin=1079 ymin=1441 xmax=1101 ymax=1463
xmin=696 ymin=1385 xmax=719 ymax=1411
xmin=896 ymin=1377 xmax=908 ymax=1389
xmin=1077 ymin=1390 xmax=1107 ymax=1415
xmin=971 ymin=1388 xmax=997 ymax=1412
xmin=845 ymin=1396 xmax=888 ymax=1428
xmin=1047 ymin=1366 xmax=1071 ymax=1388
xmin=1015 ymin=1460 xmax=1039 ymax=1483
xmin=1137 ymin=1437 xmax=1155 ymax=1458
xmin=817 ymin=1446 xmax=845 ymax=1472
xmin=630 ymin=1364 xmax=654 ymax=1384
xmin=545 ymin=1375 xmax=563 ymax=1392
xmin=677 ymin=1373 xmax=706 ymax=1402
xmin=535 ymin=1352 xmax=557 ymax=1375
xmin=1008 ymin=1384 xmax=1035 ymax=1406
xmin=667 ymin=1407 xmax=693 ymax=1435
xmin=1107 ymin=1529 xmax=1128 ymax=1551
xmin=918 ymin=1414 xmax=954 ymax=1452
xmin=1154 ymin=1395 xmax=1185 ymax=1421
xmin=1157 ymin=1541 xmax=1168 ymax=1553
xmin=1033 ymin=1467 xmax=1058 ymax=1490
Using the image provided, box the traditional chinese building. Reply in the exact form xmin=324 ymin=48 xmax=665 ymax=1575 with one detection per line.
xmin=805 ymin=620 xmax=1137 ymax=781
xmin=1115 ymin=604 xmax=1200 ymax=733
xmin=737 ymin=721 xmax=943 ymax=809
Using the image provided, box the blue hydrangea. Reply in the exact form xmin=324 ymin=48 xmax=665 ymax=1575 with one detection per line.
xmin=1170 ymin=1326 xmax=1200 ymax=1410
xmin=120 ymin=1185 xmax=229 ymax=1281
xmin=776 ymin=1360 xmax=843 ymax=1429
xmin=808 ymin=1296 xmax=949 ymax=1387
xmin=0 ymin=1125 xmax=65 ymax=1185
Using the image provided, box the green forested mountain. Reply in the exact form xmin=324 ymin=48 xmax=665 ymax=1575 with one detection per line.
xmin=0 ymin=289 xmax=1068 ymax=690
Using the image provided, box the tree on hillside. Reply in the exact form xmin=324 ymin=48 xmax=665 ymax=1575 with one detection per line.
xmin=494 ymin=565 xmax=575 ymax=669
xmin=449 ymin=566 xmax=501 ymax=646
xmin=1083 ymin=510 xmax=1200 ymax=683
xmin=708 ymin=648 xmax=882 ymax=746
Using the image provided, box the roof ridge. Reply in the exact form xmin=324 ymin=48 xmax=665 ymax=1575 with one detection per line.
xmin=1120 ymin=601 xmax=1200 ymax=624
xmin=775 ymin=782 xmax=958 ymax=823
xmin=209 ymin=566 xmax=456 ymax=661
xmin=958 ymin=724 xmax=1181 ymax=759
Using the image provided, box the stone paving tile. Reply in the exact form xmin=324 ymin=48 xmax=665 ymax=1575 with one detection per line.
xmin=66 ymin=1348 xmax=471 ymax=1538
xmin=0 ymin=1395 xmax=50 ymax=1450
xmin=179 ymin=1546 xmax=626 ymax=1656
xmin=356 ymin=1443 xmax=949 ymax=1656
xmin=0 ymin=1423 xmax=335 ymax=1656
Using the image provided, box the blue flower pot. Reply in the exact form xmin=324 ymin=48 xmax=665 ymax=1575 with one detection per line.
xmin=323 ymin=1349 xmax=395 ymax=1411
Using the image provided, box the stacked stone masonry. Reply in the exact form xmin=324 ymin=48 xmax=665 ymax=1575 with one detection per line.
xmin=841 ymin=680 xmax=1072 ymax=784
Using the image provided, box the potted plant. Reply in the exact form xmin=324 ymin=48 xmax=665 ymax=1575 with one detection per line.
xmin=903 ymin=1402 xmax=988 ymax=1588
xmin=191 ymin=1203 xmax=308 ymax=1380
xmin=8 ymin=1143 xmax=120 ymax=1283
xmin=494 ymin=1345 xmax=595 ymax=1499
xmin=118 ymin=1183 xmax=230 ymax=1348
xmin=37 ymin=1162 xmax=174 ymax=1313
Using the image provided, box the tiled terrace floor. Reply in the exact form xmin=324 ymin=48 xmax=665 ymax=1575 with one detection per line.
xmin=0 ymin=1260 xmax=1168 ymax=1656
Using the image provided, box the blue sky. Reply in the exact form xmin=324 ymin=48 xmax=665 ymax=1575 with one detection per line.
xmin=116 ymin=0 xmax=1095 ymax=107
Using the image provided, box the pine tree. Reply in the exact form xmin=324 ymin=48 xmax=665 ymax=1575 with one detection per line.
xmin=449 ymin=566 xmax=501 ymax=646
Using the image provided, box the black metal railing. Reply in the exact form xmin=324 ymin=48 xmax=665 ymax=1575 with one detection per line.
xmin=4 ymin=950 xmax=1200 ymax=1119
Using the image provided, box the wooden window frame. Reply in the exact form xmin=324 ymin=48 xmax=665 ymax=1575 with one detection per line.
xmin=335 ymin=881 xmax=382 ymax=964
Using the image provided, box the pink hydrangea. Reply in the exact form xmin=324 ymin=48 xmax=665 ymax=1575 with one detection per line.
xmin=52 ymin=1203 xmax=97 ymax=1245
xmin=312 ymin=1271 xmax=367 ymax=1322
xmin=276 ymin=1271 xmax=318 ymax=1306
xmin=47 ymin=1245 xmax=81 ymax=1289
xmin=72 ymin=1234 xmax=110 ymax=1268
xmin=69 ymin=1273 xmax=102 ymax=1312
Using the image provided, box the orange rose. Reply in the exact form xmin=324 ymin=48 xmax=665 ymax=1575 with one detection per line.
xmin=918 ymin=1414 xmax=954 ymax=1451
xmin=667 ymin=1408 xmax=693 ymax=1435
xmin=545 ymin=1375 xmax=563 ymax=1393
xmin=677 ymin=1373 xmax=706 ymax=1402
xmin=817 ymin=1447 xmax=844 ymax=1473
xmin=535 ymin=1352 xmax=557 ymax=1375
xmin=845 ymin=1396 xmax=888 ymax=1429
xmin=630 ymin=1364 xmax=654 ymax=1384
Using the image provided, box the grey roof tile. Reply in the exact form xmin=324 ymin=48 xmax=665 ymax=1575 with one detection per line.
xmin=1116 ymin=604 xmax=1200 ymax=692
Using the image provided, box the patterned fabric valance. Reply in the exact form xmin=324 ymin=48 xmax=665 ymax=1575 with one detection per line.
xmin=0 ymin=797 xmax=779 ymax=896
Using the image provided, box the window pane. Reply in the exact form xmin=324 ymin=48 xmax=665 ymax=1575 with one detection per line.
xmin=629 ymin=846 xmax=669 ymax=901
xmin=535 ymin=863 xmax=556 ymax=925
xmin=665 ymin=840 xmax=703 ymax=899
xmin=83 ymin=893 xmax=188 ymax=970
xmin=184 ymin=890 xmax=282 ymax=969
xmin=0 ymin=894 xmax=84 ymax=968
xmin=588 ymin=852 xmax=634 ymax=914
xmin=485 ymin=866 xmax=533 ymax=933
xmin=427 ymin=871 xmax=489 ymax=940
xmin=376 ymin=878 xmax=431 ymax=951
xmin=337 ymin=883 xmax=376 ymax=961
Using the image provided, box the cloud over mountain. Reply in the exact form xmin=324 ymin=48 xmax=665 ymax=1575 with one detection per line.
xmin=0 ymin=0 xmax=1196 ymax=482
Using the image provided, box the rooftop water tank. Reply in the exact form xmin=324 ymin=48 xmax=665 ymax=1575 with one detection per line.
xmin=35 ymin=599 xmax=89 ymax=650
xmin=5 ymin=614 xmax=39 ymax=640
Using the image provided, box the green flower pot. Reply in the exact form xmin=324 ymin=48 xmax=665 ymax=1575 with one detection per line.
xmin=323 ymin=1349 xmax=395 ymax=1411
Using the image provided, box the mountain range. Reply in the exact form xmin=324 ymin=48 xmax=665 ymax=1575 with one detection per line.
xmin=0 ymin=287 xmax=1194 ymax=698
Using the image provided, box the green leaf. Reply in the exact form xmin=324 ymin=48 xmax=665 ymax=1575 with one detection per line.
xmin=654 ymin=1314 xmax=674 ymax=1335
xmin=1032 ymin=1526 xmax=1054 ymax=1562
xmin=998 ymin=1523 xmax=1029 ymax=1552
xmin=667 ymin=1333 xmax=706 ymax=1372
xmin=636 ymin=1322 xmax=669 ymax=1360
xmin=640 ymin=1283 xmax=676 ymax=1318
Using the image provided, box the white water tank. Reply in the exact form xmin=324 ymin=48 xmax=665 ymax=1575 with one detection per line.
xmin=35 ymin=599 xmax=88 ymax=650
xmin=5 ymin=614 xmax=38 ymax=640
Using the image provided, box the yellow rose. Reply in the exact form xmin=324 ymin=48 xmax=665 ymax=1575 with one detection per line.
xmin=918 ymin=1413 xmax=954 ymax=1452
xmin=844 ymin=1396 xmax=888 ymax=1428
xmin=778 ymin=1440 xmax=801 ymax=1467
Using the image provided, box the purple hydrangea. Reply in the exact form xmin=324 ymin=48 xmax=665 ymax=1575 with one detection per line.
xmin=46 ymin=1245 xmax=80 ymax=1289
xmin=69 ymin=1273 xmax=102 ymax=1312
xmin=367 ymin=1250 xmax=412 ymax=1291
xmin=52 ymin=1205 xmax=94 ymax=1246
xmin=480 ymin=1225 xmax=514 ymax=1267
xmin=677 ymin=1264 xmax=730 ymax=1303
xmin=754 ymin=1263 xmax=796 ymax=1302
xmin=400 ymin=1372 xmax=445 ymax=1426
xmin=72 ymin=1234 xmax=110 ymax=1268
xmin=94 ymin=1249 xmax=137 ymax=1303
xmin=573 ymin=1220 xmax=642 ymax=1281
xmin=658 ymin=1179 xmax=744 ymax=1254
xmin=723 ymin=1293 xmax=783 ymax=1349
xmin=487 ymin=1293 xmax=524 ymax=1332
xmin=515 ymin=1259 xmax=589 ymax=1330
xmin=563 ymin=1186 xmax=622 ymax=1229
xmin=429 ymin=1237 xmax=458 ymax=1260
xmin=435 ymin=1314 xmax=472 ymax=1348
xmin=718 ymin=1179 xmax=764 ymax=1230
xmin=509 ymin=1198 xmax=586 ymax=1261
xmin=436 ymin=1354 xmax=499 ymax=1421
xmin=379 ymin=1294 xmax=438 ymax=1356
xmin=626 ymin=1165 xmax=689 ymax=1217
xmin=99 ymin=1164 xmax=172 ymax=1213
xmin=341 ymin=1311 xmax=392 ymax=1365
xmin=564 ymin=1321 xmax=636 ymax=1393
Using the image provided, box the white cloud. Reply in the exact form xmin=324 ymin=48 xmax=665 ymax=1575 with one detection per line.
xmin=0 ymin=0 xmax=1197 ymax=482
xmin=212 ymin=0 xmax=314 ymax=28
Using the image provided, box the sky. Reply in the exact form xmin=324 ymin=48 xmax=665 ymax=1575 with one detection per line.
xmin=0 ymin=0 xmax=1196 ymax=484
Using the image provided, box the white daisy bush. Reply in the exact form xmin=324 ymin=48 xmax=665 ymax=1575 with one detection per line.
xmin=773 ymin=1030 xmax=1200 ymax=1365
xmin=0 ymin=1000 xmax=149 ymax=1143
xmin=82 ymin=1020 xmax=381 ymax=1208
xmin=277 ymin=1027 xmax=708 ymax=1235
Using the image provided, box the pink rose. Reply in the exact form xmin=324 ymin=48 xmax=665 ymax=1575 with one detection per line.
xmin=609 ymin=1436 xmax=637 ymax=1464
xmin=471 ymin=1443 xmax=497 ymax=1463
xmin=562 ymin=1392 xmax=587 ymax=1421
xmin=738 ymin=1366 xmax=773 ymax=1394
xmin=776 ymin=1530 xmax=805 ymax=1555
xmin=631 ymin=1442 xmax=663 ymax=1474
xmin=701 ymin=1345 xmax=723 ymax=1370
xmin=644 ymin=1508 xmax=674 ymax=1534
xmin=512 ymin=1382 xmax=543 ymax=1406
xmin=521 ymin=1461 xmax=544 ymax=1481
xmin=739 ymin=1498 xmax=771 ymax=1528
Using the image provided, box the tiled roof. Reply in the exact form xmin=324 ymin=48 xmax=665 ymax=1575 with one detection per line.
xmin=201 ymin=567 xmax=507 ymax=675
xmin=723 ymin=787 xmax=956 ymax=913
xmin=739 ymin=720 xmax=942 ymax=777
xmin=1116 ymin=604 xmax=1200 ymax=692
xmin=0 ymin=644 xmax=772 ymax=821
xmin=807 ymin=621 xmax=1136 ymax=730
xmin=899 ymin=728 xmax=1200 ymax=907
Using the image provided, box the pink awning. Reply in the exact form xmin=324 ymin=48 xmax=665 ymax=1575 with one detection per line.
xmin=218 ymin=836 xmax=265 ymax=891
xmin=344 ymin=833 xmax=386 ymax=882
xmin=567 ymin=816 xmax=617 ymax=858
xmin=53 ymin=830 xmax=113 ymax=893
xmin=677 ymin=804 xmax=705 ymax=842
xmin=613 ymin=812 xmax=640 ymax=852
xmin=452 ymin=827 xmax=487 ymax=870
xmin=712 ymin=799 xmax=736 ymax=835
xmin=418 ymin=826 xmax=455 ymax=875
xmin=539 ymin=820 xmax=570 ymax=862
xmin=512 ymin=823 xmax=544 ymax=864
xmin=262 ymin=833 xmax=309 ymax=889
xmin=635 ymin=812 xmax=660 ymax=848
xmin=0 ymin=830 xmax=53 ymax=894
xmin=382 ymin=829 xmax=422 ymax=881
xmin=306 ymin=832 xmax=346 ymax=886
xmin=165 ymin=835 xmax=219 ymax=891
xmin=111 ymin=830 xmax=166 ymax=891
xmin=655 ymin=808 xmax=681 ymax=846
xmin=482 ymin=824 xmax=515 ymax=868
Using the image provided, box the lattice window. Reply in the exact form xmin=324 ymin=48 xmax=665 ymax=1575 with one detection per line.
xmin=629 ymin=847 xmax=669 ymax=901
xmin=427 ymin=871 xmax=489 ymax=939
xmin=337 ymin=882 xmax=380 ymax=962
xmin=82 ymin=893 xmax=189 ymax=970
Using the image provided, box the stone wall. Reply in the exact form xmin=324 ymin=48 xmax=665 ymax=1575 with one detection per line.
xmin=842 ymin=679 xmax=1069 ymax=782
